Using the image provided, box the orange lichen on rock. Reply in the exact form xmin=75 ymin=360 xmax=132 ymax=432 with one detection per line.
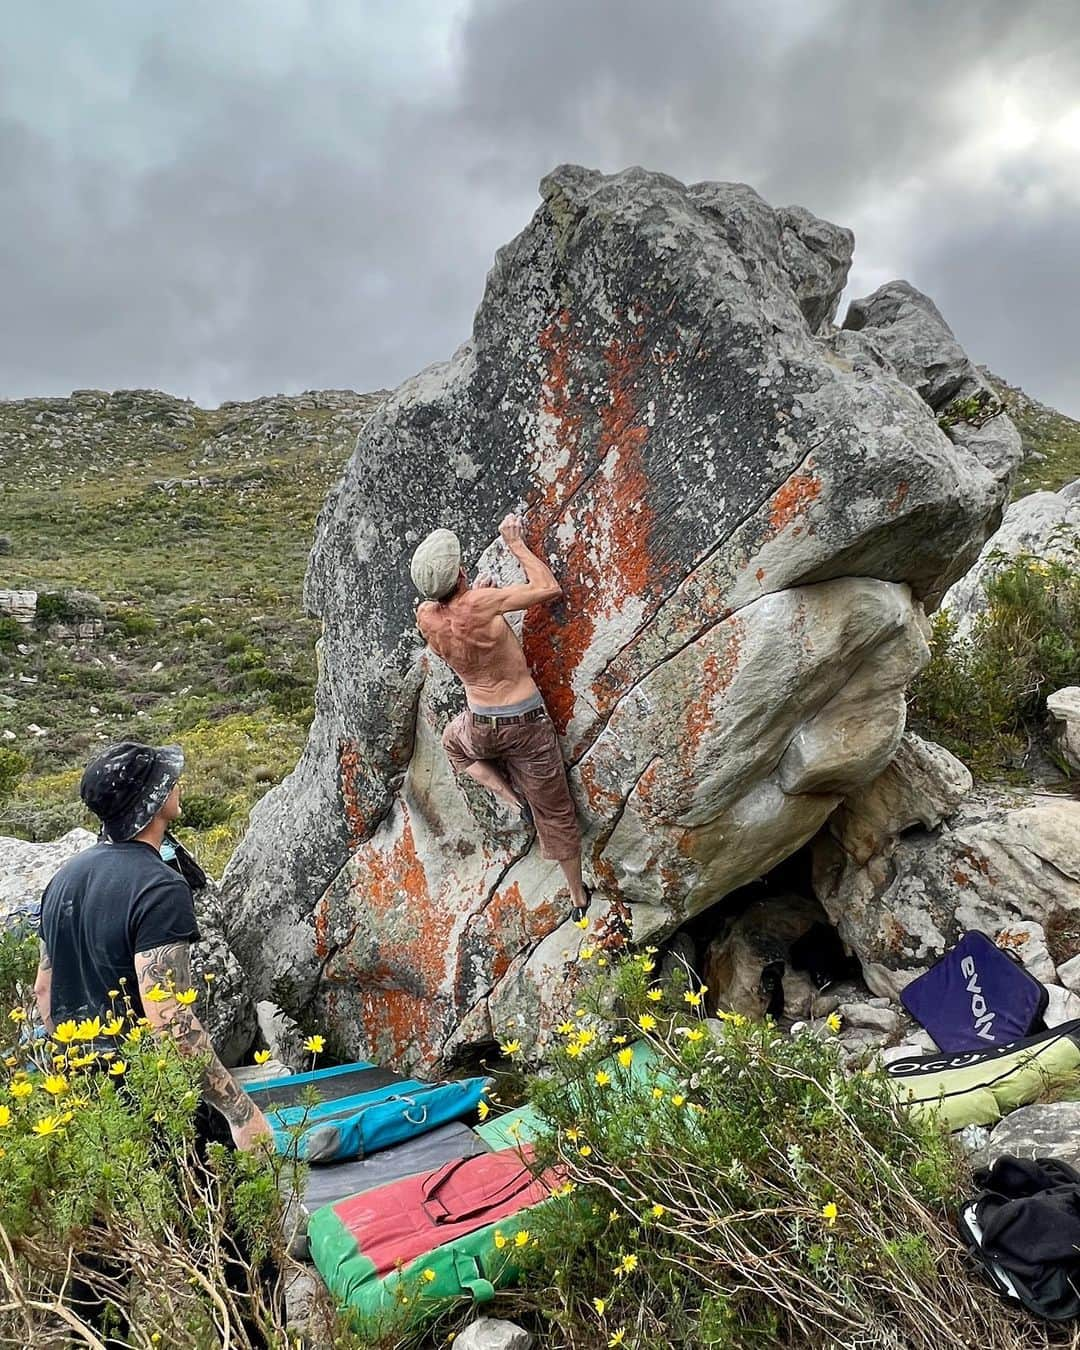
xmin=682 ymin=621 xmax=744 ymax=762
xmin=768 ymin=470 xmax=822 ymax=535
xmin=478 ymin=881 xmax=561 ymax=985
xmin=337 ymin=739 xmax=368 ymax=849
xmin=524 ymin=325 xmax=657 ymax=737
xmin=888 ymin=481 xmax=910 ymax=513
xmin=330 ymin=811 xmax=458 ymax=1064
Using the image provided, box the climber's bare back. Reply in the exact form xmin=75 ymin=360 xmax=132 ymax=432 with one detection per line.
xmin=416 ymin=512 xmax=562 ymax=707
xmin=418 ymin=595 xmax=538 ymax=707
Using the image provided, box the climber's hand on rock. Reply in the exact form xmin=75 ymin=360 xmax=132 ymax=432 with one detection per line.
xmin=474 ymin=573 xmax=495 ymax=588
xmin=499 ymin=513 xmax=523 ymax=550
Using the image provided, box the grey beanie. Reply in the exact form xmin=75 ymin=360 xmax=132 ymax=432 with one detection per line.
xmin=410 ymin=528 xmax=462 ymax=600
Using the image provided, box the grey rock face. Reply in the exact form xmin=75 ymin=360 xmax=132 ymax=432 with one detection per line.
xmin=815 ymin=791 xmax=1080 ymax=998
xmin=1047 ymin=687 xmax=1080 ymax=774
xmin=976 ymin=1102 xmax=1080 ymax=1170
xmin=0 ymin=829 xmax=255 ymax=1065
xmin=223 ymin=164 xmax=1020 ymax=1070
xmin=941 ymin=478 xmax=1080 ymax=638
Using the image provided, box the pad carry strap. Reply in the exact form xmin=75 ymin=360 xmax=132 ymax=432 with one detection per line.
xmin=422 ymin=1156 xmax=535 ymax=1225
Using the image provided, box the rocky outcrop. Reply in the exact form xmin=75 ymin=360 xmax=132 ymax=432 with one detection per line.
xmin=940 ymin=477 xmax=1080 ymax=638
xmin=0 ymin=829 xmax=256 ymax=1065
xmin=1047 ymin=687 xmax=1080 ymax=774
xmin=223 ymin=164 xmax=1021 ymax=1070
xmin=815 ymin=791 xmax=1080 ymax=1001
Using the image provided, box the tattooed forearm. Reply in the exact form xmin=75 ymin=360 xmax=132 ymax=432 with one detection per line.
xmin=34 ymin=939 xmax=54 ymax=1031
xmin=134 ymin=942 xmax=256 ymax=1130
xmin=37 ymin=939 xmax=52 ymax=972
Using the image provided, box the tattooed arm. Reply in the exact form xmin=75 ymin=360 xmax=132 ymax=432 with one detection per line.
xmin=33 ymin=940 xmax=53 ymax=1032
xmin=134 ymin=941 xmax=272 ymax=1151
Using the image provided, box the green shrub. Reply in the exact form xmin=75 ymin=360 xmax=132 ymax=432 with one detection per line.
xmin=0 ymin=616 xmax=21 ymax=648
xmin=179 ymin=790 xmax=232 ymax=830
xmin=35 ymin=589 xmax=103 ymax=626
xmin=911 ymin=538 xmax=1080 ymax=777
xmin=0 ymin=747 xmax=29 ymax=801
xmin=117 ymin=610 xmax=158 ymax=637
xmin=0 ymin=925 xmax=38 ymax=1009
xmin=482 ymin=954 xmax=1027 ymax=1349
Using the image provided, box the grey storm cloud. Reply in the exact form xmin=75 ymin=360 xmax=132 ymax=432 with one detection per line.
xmin=1 ymin=0 xmax=1077 ymax=414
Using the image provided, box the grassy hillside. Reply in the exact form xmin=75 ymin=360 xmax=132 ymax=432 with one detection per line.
xmin=0 ymin=387 xmax=382 ymax=874
xmin=982 ymin=368 xmax=1080 ymax=497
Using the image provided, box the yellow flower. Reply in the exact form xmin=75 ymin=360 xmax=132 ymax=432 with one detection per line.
xmin=555 ymin=1181 xmax=577 ymax=1197
xmin=608 ymin=1208 xmax=619 ymax=1221
xmin=580 ymin=946 xmax=596 ymax=961
xmin=7 ymin=1008 xmax=25 ymax=1023
xmin=514 ymin=1229 xmax=530 ymax=1248
xmin=507 ymin=1120 xmax=522 ymax=1139
xmin=612 ymin=1035 xmax=627 ymax=1045
xmin=593 ymin=1296 xmax=606 ymax=1317
xmin=573 ymin=916 xmax=589 ymax=930
xmin=144 ymin=985 xmax=171 ymax=1004
xmin=637 ymin=1013 xmax=657 ymax=1032
xmin=102 ymin=1016 xmax=124 ymax=1036
xmin=576 ymin=1028 xmax=596 ymax=1047
xmin=254 ymin=1049 xmax=271 ymax=1065
xmin=565 ymin=1041 xmax=583 ymax=1058
xmin=557 ymin=1021 xmax=575 ymax=1036
xmin=107 ymin=989 xmax=120 ymax=998
xmin=821 ymin=1201 xmax=838 ymax=1227
xmin=683 ymin=1028 xmax=705 ymax=1042
xmin=825 ymin=1012 xmax=842 ymax=1034
xmin=109 ymin=1061 xmax=127 ymax=1077
xmin=3 ymin=1056 xmax=15 ymax=1068
xmin=594 ymin=1070 xmax=611 ymax=1087
xmin=616 ymin=1253 xmax=638 ymax=1276
xmin=646 ymin=988 xmax=663 ymax=1002
xmin=75 ymin=1016 xmax=102 ymax=1041
xmin=10 ymin=1081 xmax=32 ymax=1100
xmin=500 ymin=1039 xmax=522 ymax=1057
xmin=477 ymin=1101 xmax=490 ymax=1121
xmin=683 ymin=990 xmax=703 ymax=1008
xmin=650 ymin=1203 xmax=665 ymax=1218
xmin=671 ymin=1094 xmax=686 ymax=1108
xmin=639 ymin=958 xmax=656 ymax=973
xmin=52 ymin=1021 xmax=78 ymax=1044
xmin=304 ymin=1035 xmax=325 ymax=1055
xmin=0 ymin=1106 xmax=11 ymax=1127
xmin=203 ymin=971 xmax=216 ymax=982
xmin=651 ymin=1087 xmax=664 ymax=1100
xmin=422 ymin=1268 xmax=436 ymax=1282
xmin=42 ymin=1075 xmax=68 ymax=1097
xmin=175 ymin=989 xmax=198 ymax=1007
xmin=126 ymin=1026 xmax=144 ymax=1045
xmin=70 ymin=1052 xmax=98 ymax=1069
xmin=32 ymin=1114 xmax=64 ymax=1137
xmin=608 ymin=1331 xmax=626 ymax=1347
xmin=617 ymin=1047 xmax=634 ymax=1069
xmin=578 ymin=1144 xmax=592 ymax=1157
xmin=597 ymin=958 xmax=608 ymax=968
xmin=493 ymin=1230 xmax=508 ymax=1250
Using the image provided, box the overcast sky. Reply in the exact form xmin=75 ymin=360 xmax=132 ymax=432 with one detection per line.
xmin=2 ymin=0 xmax=1078 ymax=415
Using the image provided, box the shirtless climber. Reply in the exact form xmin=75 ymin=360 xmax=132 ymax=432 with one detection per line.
xmin=412 ymin=513 xmax=590 ymax=922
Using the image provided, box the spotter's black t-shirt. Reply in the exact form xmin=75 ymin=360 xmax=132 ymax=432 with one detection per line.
xmin=39 ymin=840 xmax=200 ymax=1025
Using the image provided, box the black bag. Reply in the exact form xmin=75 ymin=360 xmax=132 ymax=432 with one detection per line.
xmin=957 ymin=1154 xmax=1080 ymax=1322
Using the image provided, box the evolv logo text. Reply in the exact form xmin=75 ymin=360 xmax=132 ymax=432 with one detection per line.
xmin=960 ymin=955 xmax=997 ymax=1041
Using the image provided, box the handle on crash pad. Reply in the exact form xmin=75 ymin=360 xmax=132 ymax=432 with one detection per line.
xmin=400 ymin=1096 xmax=428 ymax=1126
xmin=455 ymin=1252 xmax=496 ymax=1304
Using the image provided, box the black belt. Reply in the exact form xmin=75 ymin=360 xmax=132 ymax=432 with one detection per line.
xmin=471 ymin=707 xmax=546 ymax=727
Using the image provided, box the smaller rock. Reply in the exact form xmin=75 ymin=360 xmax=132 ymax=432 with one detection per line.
xmin=976 ymin=1102 xmax=1080 ymax=1170
xmin=1044 ymin=984 xmax=1080 ymax=1027
xmin=995 ymin=921 xmax=1057 ymax=986
xmin=839 ymin=1002 xmax=900 ymax=1035
xmin=1056 ymin=952 xmax=1080 ymax=995
xmin=1047 ymin=687 xmax=1080 ymax=774
xmin=232 ymin=1059 xmax=290 ymax=1085
xmin=455 ymin=1318 xmax=535 ymax=1350
xmin=255 ymin=1000 xmax=310 ymax=1071
xmin=880 ymin=1042 xmax=926 ymax=1066
xmin=956 ymin=1123 xmax=992 ymax=1154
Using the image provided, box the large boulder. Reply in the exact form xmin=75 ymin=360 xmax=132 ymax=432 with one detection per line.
xmin=0 ymin=830 xmax=255 ymax=1065
xmin=940 ymin=477 xmax=1080 ymax=638
xmin=1047 ymin=687 xmax=1080 ymax=774
xmin=223 ymin=165 xmax=1020 ymax=1070
xmin=814 ymin=791 xmax=1080 ymax=1000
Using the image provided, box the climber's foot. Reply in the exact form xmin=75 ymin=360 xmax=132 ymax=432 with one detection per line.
xmin=518 ymin=797 xmax=534 ymax=829
xmin=570 ymin=884 xmax=592 ymax=926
